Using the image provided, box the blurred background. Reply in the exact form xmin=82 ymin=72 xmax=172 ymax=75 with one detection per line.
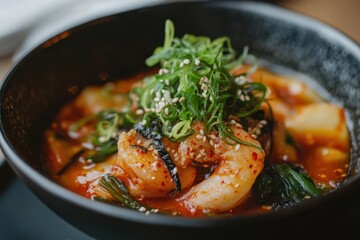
xmin=1 ymin=0 xmax=360 ymax=78
xmin=0 ymin=0 xmax=359 ymax=239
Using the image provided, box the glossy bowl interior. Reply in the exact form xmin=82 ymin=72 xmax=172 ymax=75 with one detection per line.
xmin=1 ymin=1 xmax=360 ymax=239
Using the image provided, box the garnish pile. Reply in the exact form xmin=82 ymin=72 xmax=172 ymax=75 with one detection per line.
xmin=131 ymin=20 xmax=267 ymax=146
xmin=64 ymin=19 xmax=323 ymax=212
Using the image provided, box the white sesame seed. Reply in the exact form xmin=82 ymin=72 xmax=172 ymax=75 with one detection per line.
xmin=154 ymin=97 xmax=160 ymax=102
xmin=199 ymin=76 xmax=209 ymax=85
xmin=245 ymin=95 xmax=250 ymax=101
xmin=237 ymin=89 xmax=242 ymax=96
xmin=195 ymin=135 xmax=203 ymax=140
xmin=234 ymin=184 xmax=240 ymax=188
xmin=183 ymin=58 xmax=190 ymax=64
xmin=164 ymin=108 xmax=169 ymax=115
xmin=156 ymin=92 xmax=161 ymax=98
xmin=210 ymin=140 xmax=214 ymax=146
xmin=230 ymin=120 xmax=236 ymax=125
xmin=265 ymin=87 xmax=272 ymax=98
xmin=179 ymin=97 xmax=185 ymax=103
xmin=172 ymin=167 xmax=178 ymax=175
xmin=201 ymin=83 xmax=208 ymax=90
xmin=141 ymin=120 xmax=147 ymax=125
xmin=165 ymin=79 xmax=170 ymax=86
xmin=135 ymin=109 xmax=144 ymax=115
xmin=180 ymin=62 xmax=184 ymax=68
xmin=150 ymin=89 xmax=154 ymax=94
xmin=260 ymin=120 xmax=267 ymax=125
xmin=139 ymin=207 xmax=146 ymax=212
xmin=158 ymin=101 xmax=166 ymax=109
xmin=98 ymin=136 xmax=107 ymax=143
xmin=235 ymin=144 xmax=240 ymax=151
xmin=202 ymin=136 xmax=207 ymax=142
xmin=304 ymin=195 xmax=311 ymax=200
xmin=202 ymin=92 xmax=207 ymax=98
xmin=251 ymin=134 xmax=257 ymax=139
xmin=163 ymin=90 xmax=172 ymax=104
xmin=235 ymin=123 xmax=243 ymax=128
xmin=151 ymin=176 xmax=156 ymax=180
xmin=172 ymin=98 xmax=179 ymax=103
xmin=195 ymin=58 xmax=201 ymax=65
xmin=209 ymin=134 xmax=216 ymax=140
xmin=239 ymin=95 xmax=245 ymax=101
xmin=200 ymin=129 xmax=204 ymax=135
xmin=145 ymin=211 xmax=151 ymax=215
xmin=136 ymin=139 xmax=142 ymax=145
xmin=196 ymin=154 xmax=202 ymax=159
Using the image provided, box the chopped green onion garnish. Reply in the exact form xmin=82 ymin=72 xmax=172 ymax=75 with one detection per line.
xmin=99 ymin=174 xmax=149 ymax=211
xmin=132 ymin=19 xmax=267 ymax=147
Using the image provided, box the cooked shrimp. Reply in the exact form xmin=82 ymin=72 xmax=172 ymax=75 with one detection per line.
xmin=178 ymin=122 xmax=218 ymax=168
xmin=180 ymin=125 xmax=265 ymax=213
xmin=115 ymin=129 xmax=196 ymax=198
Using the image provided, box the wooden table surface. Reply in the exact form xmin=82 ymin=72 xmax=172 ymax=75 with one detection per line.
xmin=0 ymin=0 xmax=359 ymax=79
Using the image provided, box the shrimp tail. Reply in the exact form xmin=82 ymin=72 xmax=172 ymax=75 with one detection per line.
xmin=134 ymin=119 xmax=182 ymax=192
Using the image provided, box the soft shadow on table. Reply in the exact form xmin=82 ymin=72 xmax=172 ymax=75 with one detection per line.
xmin=0 ymin=174 xmax=94 ymax=240
xmin=0 ymin=161 xmax=15 ymax=194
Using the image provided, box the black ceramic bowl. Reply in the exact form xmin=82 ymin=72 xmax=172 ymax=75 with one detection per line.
xmin=1 ymin=1 xmax=360 ymax=239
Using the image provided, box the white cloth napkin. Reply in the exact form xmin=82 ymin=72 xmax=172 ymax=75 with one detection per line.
xmin=0 ymin=0 xmax=162 ymax=57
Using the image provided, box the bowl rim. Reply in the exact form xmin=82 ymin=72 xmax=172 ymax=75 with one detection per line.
xmin=1 ymin=0 xmax=360 ymax=228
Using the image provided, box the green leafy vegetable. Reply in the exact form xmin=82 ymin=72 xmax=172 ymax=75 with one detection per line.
xmin=85 ymin=138 xmax=118 ymax=163
xmin=68 ymin=115 xmax=96 ymax=135
xmin=254 ymin=164 xmax=323 ymax=209
xmin=99 ymin=174 xmax=148 ymax=211
xmin=67 ymin=110 xmax=140 ymax=164
xmin=132 ymin=19 xmax=267 ymax=148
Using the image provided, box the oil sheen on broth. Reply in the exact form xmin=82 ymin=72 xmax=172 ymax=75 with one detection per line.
xmin=43 ymin=65 xmax=349 ymax=217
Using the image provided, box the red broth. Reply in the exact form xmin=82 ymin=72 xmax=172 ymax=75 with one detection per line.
xmin=43 ymin=66 xmax=349 ymax=217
